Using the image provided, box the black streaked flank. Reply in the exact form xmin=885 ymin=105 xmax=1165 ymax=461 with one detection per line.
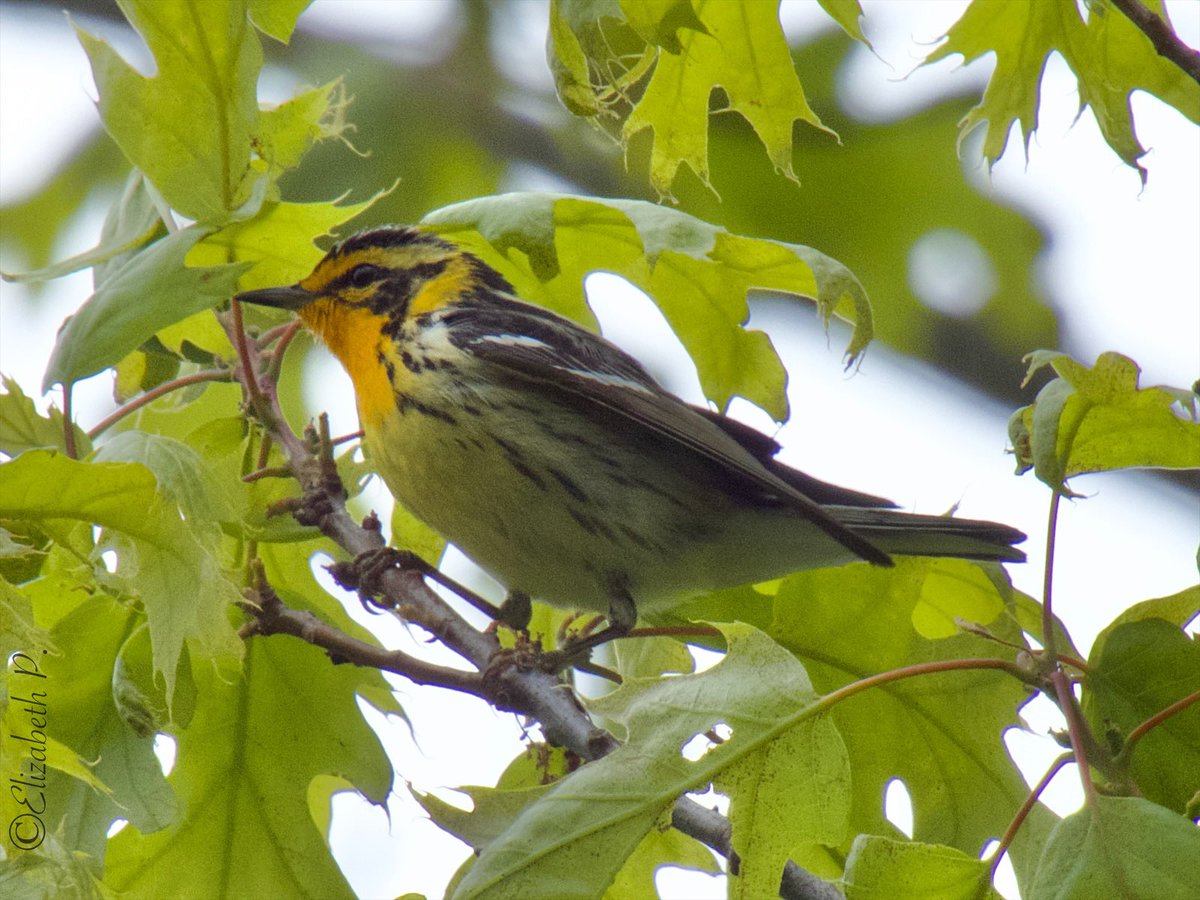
xmin=395 ymin=392 xmax=457 ymax=425
xmin=547 ymin=467 xmax=589 ymax=503
xmin=616 ymin=522 xmax=662 ymax=554
xmin=493 ymin=436 xmax=547 ymax=490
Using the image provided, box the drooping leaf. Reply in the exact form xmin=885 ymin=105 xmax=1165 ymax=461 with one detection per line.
xmin=1009 ymin=350 xmax=1200 ymax=490
xmin=42 ymin=226 xmax=250 ymax=390
xmin=424 ymin=192 xmax=874 ymax=420
xmin=1 ymin=171 xmax=161 ymax=285
xmin=0 ymin=131 xmax=127 ymax=279
xmin=925 ymin=0 xmax=1200 ymax=183
xmin=549 ymin=0 xmax=848 ymax=197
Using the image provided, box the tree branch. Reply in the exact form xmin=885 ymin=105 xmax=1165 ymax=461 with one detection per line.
xmin=222 ymin=309 xmax=841 ymax=900
xmin=1109 ymin=0 xmax=1200 ymax=85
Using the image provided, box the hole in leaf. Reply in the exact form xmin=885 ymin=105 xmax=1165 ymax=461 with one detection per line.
xmin=153 ymin=732 xmax=176 ymax=777
xmin=656 ymin=862 xmax=727 ymax=898
xmin=686 ymin=785 xmax=730 ymax=817
xmin=680 ymin=723 xmax=732 ymax=761
xmin=884 ymin=778 xmax=913 ymax=838
xmin=107 ymin=818 xmax=128 ymax=838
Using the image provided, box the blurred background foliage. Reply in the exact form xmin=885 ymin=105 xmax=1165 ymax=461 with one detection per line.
xmin=2 ymin=0 xmax=1055 ymax=403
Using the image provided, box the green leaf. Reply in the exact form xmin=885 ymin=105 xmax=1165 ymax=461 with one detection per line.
xmin=1094 ymin=584 xmax=1200 ymax=639
xmin=0 ymin=451 xmax=242 ymax=700
xmin=0 ymin=131 xmax=128 ymax=280
xmin=0 ymin=579 xmax=53 ymax=683
xmin=0 ymin=376 xmax=92 ymax=458
xmin=1009 ymin=351 xmax=1200 ymax=490
xmin=1083 ymin=618 xmax=1200 ymax=813
xmin=0 ymin=171 xmax=161 ymax=285
xmin=192 ymin=196 xmax=382 ymax=290
xmin=841 ymin=835 xmax=998 ymax=900
xmin=256 ymin=80 xmax=350 ymax=189
xmin=450 ymin=624 xmax=850 ymax=899
xmin=909 ymin=558 xmax=1007 ymax=640
xmin=424 ymin=192 xmax=873 ymax=420
xmin=621 ymin=0 xmax=834 ymax=196
xmin=75 ymin=0 xmax=264 ymax=222
xmin=104 ymin=628 xmax=395 ymax=899
xmin=247 ymin=0 xmax=312 ymax=44
xmin=415 ymin=781 xmax=555 ymax=855
xmin=1028 ymin=796 xmax=1200 ymax=899
xmin=546 ymin=0 xmax=605 ymax=116
xmin=759 ymin=559 xmax=1035 ymax=857
xmin=0 ymin=831 xmax=116 ymax=900
xmin=607 ymin=821 xmax=720 ymax=898
xmin=42 ymin=226 xmax=250 ymax=390
xmin=925 ymin=0 xmax=1200 ymax=183
xmin=816 ymin=0 xmax=868 ymax=44
xmin=9 ymin=596 xmax=178 ymax=864
xmin=93 ymin=431 xmax=238 ymax=527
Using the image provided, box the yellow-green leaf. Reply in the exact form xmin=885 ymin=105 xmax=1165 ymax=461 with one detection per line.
xmin=75 ymin=1 xmax=264 ymax=221
xmin=1009 ymin=350 xmax=1200 ymax=490
xmin=926 ymin=0 xmax=1200 ymax=183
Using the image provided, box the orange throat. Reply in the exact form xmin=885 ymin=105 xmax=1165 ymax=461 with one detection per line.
xmin=299 ymin=299 xmax=396 ymax=430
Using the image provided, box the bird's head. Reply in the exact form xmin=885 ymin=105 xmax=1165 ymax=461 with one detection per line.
xmin=235 ymin=225 xmax=511 ymax=334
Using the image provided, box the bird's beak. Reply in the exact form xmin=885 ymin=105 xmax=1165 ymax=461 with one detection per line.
xmin=234 ymin=284 xmax=315 ymax=311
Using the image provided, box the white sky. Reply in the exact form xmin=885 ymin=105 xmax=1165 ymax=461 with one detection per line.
xmin=1 ymin=2 xmax=1197 ymax=898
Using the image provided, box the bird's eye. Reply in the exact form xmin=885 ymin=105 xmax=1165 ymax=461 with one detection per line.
xmin=346 ymin=264 xmax=383 ymax=289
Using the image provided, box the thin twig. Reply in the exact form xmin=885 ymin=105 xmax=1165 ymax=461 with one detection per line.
xmin=1120 ymin=688 xmax=1200 ymax=760
xmin=1109 ymin=0 xmax=1200 ymax=85
xmin=1041 ymin=492 xmax=1061 ymax=663
xmin=1040 ymin=491 xmax=1101 ymax=808
xmin=230 ymin=298 xmax=268 ymax=418
xmin=87 ymin=368 xmax=232 ymax=439
xmin=262 ymin=318 xmax=304 ymax=384
xmin=990 ymin=753 xmax=1072 ymax=880
xmin=242 ymin=567 xmax=482 ymax=693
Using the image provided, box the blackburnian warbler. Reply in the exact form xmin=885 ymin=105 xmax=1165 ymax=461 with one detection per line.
xmin=236 ymin=226 xmax=1024 ymax=646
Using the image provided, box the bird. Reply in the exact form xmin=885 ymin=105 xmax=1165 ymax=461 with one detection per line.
xmin=235 ymin=225 xmax=1024 ymax=652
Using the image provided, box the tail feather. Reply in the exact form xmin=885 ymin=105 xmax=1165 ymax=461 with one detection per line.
xmin=831 ymin=507 xmax=1027 ymax=563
